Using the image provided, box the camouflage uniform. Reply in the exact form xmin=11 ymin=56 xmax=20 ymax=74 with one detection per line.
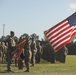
xmin=63 ymin=46 xmax=68 ymax=63
xmin=0 ymin=42 xmax=2 ymax=62
xmin=7 ymin=31 xmax=16 ymax=72
xmin=1 ymin=42 xmax=7 ymax=63
xmin=36 ymin=42 xmax=42 ymax=63
xmin=24 ymin=37 xmax=31 ymax=72
xmin=30 ymin=38 xmax=37 ymax=66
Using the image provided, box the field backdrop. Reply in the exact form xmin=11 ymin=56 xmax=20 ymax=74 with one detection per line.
xmin=0 ymin=55 xmax=76 ymax=75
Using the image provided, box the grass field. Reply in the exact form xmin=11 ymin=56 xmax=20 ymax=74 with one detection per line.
xmin=0 ymin=55 xmax=76 ymax=75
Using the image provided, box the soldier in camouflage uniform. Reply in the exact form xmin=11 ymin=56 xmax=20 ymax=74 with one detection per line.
xmin=24 ymin=35 xmax=31 ymax=72
xmin=1 ymin=42 xmax=7 ymax=63
xmin=6 ymin=31 xmax=16 ymax=72
xmin=0 ymin=42 xmax=2 ymax=62
xmin=63 ymin=45 xmax=68 ymax=63
xmin=30 ymin=38 xmax=37 ymax=67
xmin=36 ymin=42 xmax=43 ymax=63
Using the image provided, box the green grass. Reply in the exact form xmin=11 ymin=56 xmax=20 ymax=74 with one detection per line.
xmin=0 ymin=55 xmax=76 ymax=75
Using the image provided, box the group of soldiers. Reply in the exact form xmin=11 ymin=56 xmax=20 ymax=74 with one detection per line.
xmin=0 ymin=31 xmax=43 ymax=72
xmin=0 ymin=31 xmax=68 ymax=73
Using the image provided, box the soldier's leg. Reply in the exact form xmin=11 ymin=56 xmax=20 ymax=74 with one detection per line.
xmin=31 ymin=54 xmax=33 ymax=65
xmin=24 ymin=58 xmax=30 ymax=72
xmin=38 ymin=54 xmax=41 ymax=63
xmin=1 ymin=52 xmax=3 ymax=63
xmin=7 ymin=53 xmax=12 ymax=71
xmin=15 ymin=58 xmax=18 ymax=67
xmin=27 ymin=61 xmax=30 ymax=72
xmin=32 ymin=53 xmax=36 ymax=66
xmin=2 ymin=53 xmax=5 ymax=63
xmin=18 ymin=59 xmax=23 ymax=70
xmin=2 ymin=53 xmax=3 ymax=63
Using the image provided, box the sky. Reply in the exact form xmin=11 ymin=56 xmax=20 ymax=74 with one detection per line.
xmin=0 ymin=0 xmax=76 ymax=40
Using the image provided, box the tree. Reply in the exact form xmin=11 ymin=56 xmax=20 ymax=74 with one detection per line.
xmin=0 ymin=36 xmax=6 ymax=41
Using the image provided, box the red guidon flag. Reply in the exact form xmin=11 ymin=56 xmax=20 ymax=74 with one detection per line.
xmin=44 ymin=12 xmax=76 ymax=52
xmin=12 ymin=38 xmax=26 ymax=54
xmin=12 ymin=38 xmax=26 ymax=60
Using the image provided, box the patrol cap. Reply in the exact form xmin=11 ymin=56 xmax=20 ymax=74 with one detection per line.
xmin=10 ymin=31 xmax=14 ymax=35
xmin=10 ymin=31 xmax=14 ymax=34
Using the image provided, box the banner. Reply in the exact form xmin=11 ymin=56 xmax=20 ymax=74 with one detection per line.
xmin=12 ymin=38 xmax=26 ymax=60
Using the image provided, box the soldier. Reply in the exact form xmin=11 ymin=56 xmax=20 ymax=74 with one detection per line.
xmin=0 ymin=42 xmax=2 ymax=62
xmin=63 ymin=45 xmax=68 ymax=63
xmin=24 ymin=35 xmax=31 ymax=72
xmin=1 ymin=42 xmax=7 ymax=63
xmin=36 ymin=42 xmax=43 ymax=63
xmin=6 ymin=31 xmax=16 ymax=72
xmin=5 ymin=42 xmax=8 ymax=62
xmin=30 ymin=38 xmax=37 ymax=67
xmin=55 ymin=45 xmax=68 ymax=63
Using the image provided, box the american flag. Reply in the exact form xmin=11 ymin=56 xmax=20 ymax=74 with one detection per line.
xmin=44 ymin=12 xmax=76 ymax=52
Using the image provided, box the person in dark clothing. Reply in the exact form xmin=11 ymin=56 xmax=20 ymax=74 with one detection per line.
xmin=18 ymin=52 xmax=25 ymax=70
xmin=55 ymin=45 xmax=68 ymax=63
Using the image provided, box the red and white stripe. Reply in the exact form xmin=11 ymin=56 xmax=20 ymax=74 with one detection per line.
xmin=45 ymin=20 xmax=76 ymax=52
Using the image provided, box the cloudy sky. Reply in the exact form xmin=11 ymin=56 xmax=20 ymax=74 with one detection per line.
xmin=0 ymin=0 xmax=76 ymax=40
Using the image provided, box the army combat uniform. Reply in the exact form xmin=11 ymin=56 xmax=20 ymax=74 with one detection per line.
xmin=7 ymin=31 xmax=16 ymax=72
xmin=24 ymin=38 xmax=31 ymax=72
xmin=36 ymin=42 xmax=42 ymax=63
xmin=30 ymin=38 xmax=37 ymax=66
